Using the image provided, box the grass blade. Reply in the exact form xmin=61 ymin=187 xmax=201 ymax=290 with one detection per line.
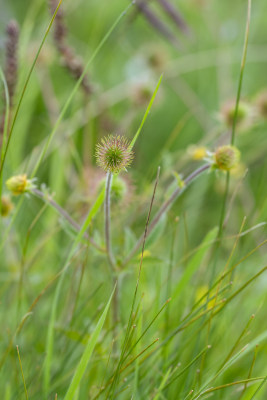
xmin=0 ymin=0 xmax=63 ymax=178
xmin=172 ymin=227 xmax=218 ymax=301
xmin=43 ymin=188 xmax=105 ymax=396
xmin=64 ymin=285 xmax=116 ymax=400
xmin=32 ymin=3 xmax=133 ymax=176
xmin=129 ymin=74 xmax=163 ymax=150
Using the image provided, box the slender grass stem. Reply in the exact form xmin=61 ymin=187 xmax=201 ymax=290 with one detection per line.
xmin=107 ymin=167 xmax=161 ymax=399
xmin=16 ymin=346 xmax=28 ymax=400
xmin=0 ymin=0 xmax=63 ymax=179
xmin=122 ymin=163 xmax=210 ymax=266
xmin=201 ymin=0 xmax=252 ymax=381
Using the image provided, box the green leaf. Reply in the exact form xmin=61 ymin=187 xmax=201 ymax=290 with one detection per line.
xmin=64 ymin=286 xmax=115 ymax=400
xmin=153 ymin=367 xmax=172 ymax=400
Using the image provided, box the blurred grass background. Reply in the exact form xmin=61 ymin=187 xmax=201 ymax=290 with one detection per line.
xmin=1 ymin=0 xmax=267 ymax=399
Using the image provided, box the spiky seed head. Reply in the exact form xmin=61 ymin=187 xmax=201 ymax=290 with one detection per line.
xmin=214 ymin=145 xmax=240 ymax=171
xmin=6 ymin=174 xmax=34 ymax=195
xmin=95 ymin=135 xmax=134 ymax=174
xmin=1 ymin=196 xmax=13 ymax=217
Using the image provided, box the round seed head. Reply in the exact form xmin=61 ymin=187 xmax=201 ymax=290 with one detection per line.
xmin=214 ymin=145 xmax=240 ymax=171
xmin=95 ymin=135 xmax=134 ymax=174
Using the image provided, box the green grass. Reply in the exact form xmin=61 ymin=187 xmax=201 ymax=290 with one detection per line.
xmin=1 ymin=0 xmax=267 ymax=399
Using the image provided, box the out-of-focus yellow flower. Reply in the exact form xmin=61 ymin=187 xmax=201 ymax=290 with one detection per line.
xmin=187 ymin=146 xmax=207 ymax=161
xmin=138 ymin=250 xmax=151 ymax=259
xmin=195 ymin=285 xmax=217 ymax=310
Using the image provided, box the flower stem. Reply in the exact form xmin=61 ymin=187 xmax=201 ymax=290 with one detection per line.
xmin=122 ymin=163 xmax=210 ymax=267
xmin=104 ymin=171 xmax=119 ymax=345
xmin=105 ymin=171 xmax=116 ymax=269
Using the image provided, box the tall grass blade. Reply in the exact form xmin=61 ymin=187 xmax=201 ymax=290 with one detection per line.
xmin=63 ymin=286 xmax=115 ymax=400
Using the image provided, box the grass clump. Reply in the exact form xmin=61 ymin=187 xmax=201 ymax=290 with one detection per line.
xmin=2 ymin=0 xmax=267 ymax=399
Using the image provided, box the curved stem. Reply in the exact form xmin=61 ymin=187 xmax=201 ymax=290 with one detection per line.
xmin=31 ymin=188 xmax=105 ymax=252
xmin=122 ymin=163 xmax=210 ymax=267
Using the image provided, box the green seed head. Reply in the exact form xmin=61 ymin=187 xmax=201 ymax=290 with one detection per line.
xmin=96 ymin=135 xmax=134 ymax=174
xmin=214 ymin=145 xmax=240 ymax=171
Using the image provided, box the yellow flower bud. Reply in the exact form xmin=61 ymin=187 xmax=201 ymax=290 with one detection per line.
xmin=6 ymin=174 xmax=31 ymax=195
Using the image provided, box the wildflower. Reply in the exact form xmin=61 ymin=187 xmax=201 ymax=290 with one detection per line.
xmin=96 ymin=135 xmax=134 ymax=174
xmin=1 ymin=195 xmax=13 ymax=217
xmin=6 ymin=174 xmax=35 ymax=195
xmin=214 ymin=145 xmax=240 ymax=171
xmin=187 ymin=145 xmax=207 ymax=161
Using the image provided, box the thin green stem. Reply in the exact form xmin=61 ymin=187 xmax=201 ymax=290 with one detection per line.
xmin=16 ymin=346 xmax=28 ymax=400
xmin=0 ymin=0 xmax=63 ymax=179
xmin=32 ymin=3 xmax=133 ymax=177
xmin=122 ymin=163 xmax=210 ymax=267
xmin=231 ymin=0 xmax=251 ymax=145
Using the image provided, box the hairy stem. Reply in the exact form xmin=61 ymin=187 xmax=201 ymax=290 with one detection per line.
xmin=122 ymin=163 xmax=210 ymax=267
xmin=104 ymin=171 xmax=118 ymax=346
xmin=105 ymin=171 xmax=116 ymax=269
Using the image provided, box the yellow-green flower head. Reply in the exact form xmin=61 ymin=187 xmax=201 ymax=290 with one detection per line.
xmin=1 ymin=195 xmax=13 ymax=217
xmin=6 ymin=174 xmax=33 ymax=195
xmin=214 ymin=145 xmax=240 ymax=171
xmin=96 ymin=135 xmax=134 ymax=174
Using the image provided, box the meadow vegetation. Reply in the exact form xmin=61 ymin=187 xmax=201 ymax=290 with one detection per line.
xmin=1 ymin=0 xmax=267 ymax=398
